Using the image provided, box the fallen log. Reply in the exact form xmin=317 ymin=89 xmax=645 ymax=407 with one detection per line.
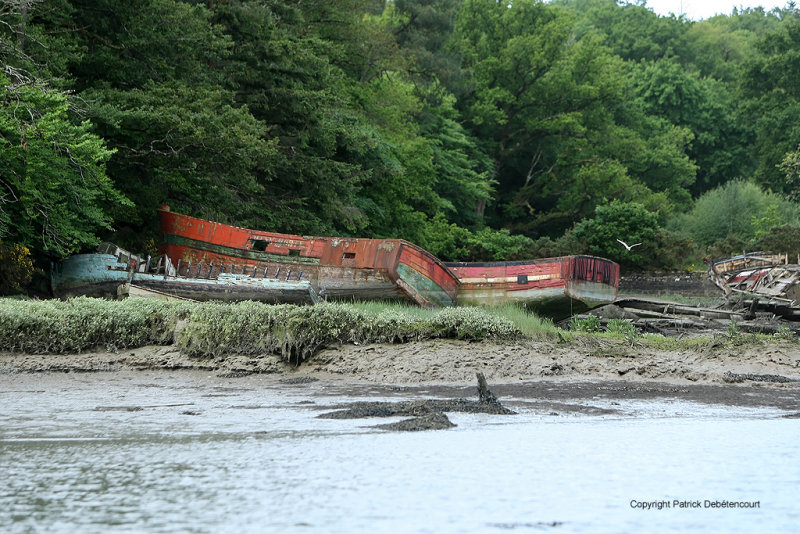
xmin=614 ymin=298 xmax=744 ymax=321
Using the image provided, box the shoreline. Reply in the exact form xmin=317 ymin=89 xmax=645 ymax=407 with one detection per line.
xmin=3 ymin=337 xmax=800 ymax=386
xmin=3 ymin=338 xmax=800 ymax=414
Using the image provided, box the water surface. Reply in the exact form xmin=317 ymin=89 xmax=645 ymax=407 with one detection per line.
xmin=1 ymin=372 xmax=797 ymax=533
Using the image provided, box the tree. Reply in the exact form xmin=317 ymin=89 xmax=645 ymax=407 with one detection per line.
xmin=85 ymin=82 xmax=273 ymax=235
xmin=418 ymin=89 xmax=494 ymax=229
xmin=0 ymin=75 xmax=129 ymax=257
xmin=390 ymin=0 xmax=470 ymax=97
xmin=209 ymin=0 xmax=382 ymax=235
xmin=632 ymin=59 xmax=748 ymax=195
xmin=685 ymin=16 xmax=754 ymax=82
xmin=25 ymin=0 xmax=283 ymax=246
xmin=453 ymin=0 xmax=693 ymax=237
xmin=572 ymin=200 xmax=659 ymax=266
xmin=778 ymin=144 xmax=800 ymax=200
xmin=741 ymin=15 xmax=800 ymax=194
xmin=554 ymin=0 xmax=691 ymax=63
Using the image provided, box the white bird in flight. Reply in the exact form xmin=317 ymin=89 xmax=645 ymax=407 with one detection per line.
xmin=616 ymin=239 xmax=641 ymax=251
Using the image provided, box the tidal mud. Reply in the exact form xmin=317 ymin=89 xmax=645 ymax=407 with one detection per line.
xmin=319 ymin=373 xmax=514 ymax=431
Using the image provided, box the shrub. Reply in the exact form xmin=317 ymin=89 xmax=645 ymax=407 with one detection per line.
xmin=176 ymin=301 xmax=367 ymax=364
xmin=419 ymin=214 xmax=535 ymax=262
xmin=428 ymin=307 xmax=522 ymax=340
xmin=527 ymin=231 xmax=585 ymax=259
xmin=0 ymin=243 xmax=34 ymax=295
xmin=649 ymin=229 xmax=700 ymax=270
xmin=754 ymin=224 xmax=800 ymax=261
xmin=177 ymin=302 xmax=524 ymax=362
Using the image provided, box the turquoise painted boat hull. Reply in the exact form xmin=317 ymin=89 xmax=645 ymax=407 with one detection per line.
xmin=52 ymin=253 xmax=319 ymax=304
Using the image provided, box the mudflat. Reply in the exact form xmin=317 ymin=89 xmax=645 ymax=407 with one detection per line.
xmin=4 ymin=337 xmax=799 ymax=383
xmin=2 ymin=337 xmax=800 ymax=409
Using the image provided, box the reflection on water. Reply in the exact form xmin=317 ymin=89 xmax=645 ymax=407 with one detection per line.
xmin=1 ymin=372 xmax=798 ymax=533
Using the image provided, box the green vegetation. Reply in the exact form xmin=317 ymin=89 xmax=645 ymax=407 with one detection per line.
xmin=3 ymin=298 xmax=793 ymax=363
xmin=0 ymin=298 xmax=544 ymax=363
xmin=0 ymin=297 xmax=190 ymax=354
xmin=6 ymin=1 xmax=800 ymax=286
xmin=352 ymin=300 xmax=560 ymax=340
xmin=179 ymin=300 xmax=529 ymax=363
xmin=606 ymin=319 xmax=638 ymax=338
xmin=568 ymin=315 xmax=603 ymax=333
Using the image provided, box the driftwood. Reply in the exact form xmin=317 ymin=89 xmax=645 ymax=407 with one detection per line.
xmin=477 ymin=372 xmax=499 ymax=404
xmin=583 ymin=297 xmax=800 ymax=336
xmin=614 ymin=298 xmax=744 ymax=321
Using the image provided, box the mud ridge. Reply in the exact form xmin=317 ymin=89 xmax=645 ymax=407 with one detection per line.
xmin=319 ymin=373 xmax=514 ymax=431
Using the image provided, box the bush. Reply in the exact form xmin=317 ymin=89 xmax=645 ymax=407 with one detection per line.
xmin=649 ymin=229 xmax=700 ymax=270
xmin=419 ymin=214 xmax=535 ymax=262
xmin=178 ymin=303 xmax=523 ymax=363
xmin=527 ymin=231 xmax=585 ymax=259
xmin=706 ymin=233 xmax=750 ymax=261
xmin=754 ymin=224 xmax=800 ymax=261
xmin=428 ymin=307 xmax=522 ymax=340
xmin=607 ymin=319 xmax=638 ymax=337
xmin=177 ymin=301 xmax=367 ymax=364
xmin=0 ymin=243 xmax=34 ymax=295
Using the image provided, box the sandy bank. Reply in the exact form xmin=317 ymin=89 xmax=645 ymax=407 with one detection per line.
xmin=2 ymin=338 xmax=800 ymax=388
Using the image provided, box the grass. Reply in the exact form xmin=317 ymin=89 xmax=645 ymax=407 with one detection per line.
xmin=0 ymin=297 xmax=560 ymax=364
xmin=351 ymin=301 xmax=561 ymax=341
xmin=1 ymin=297 xmax=784 ymax=365
xmin=0 ymin=296 xmax=191 ymax=354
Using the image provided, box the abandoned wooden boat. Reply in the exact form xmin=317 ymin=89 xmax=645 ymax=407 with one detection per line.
xmin=706 ymin=252 xmax=800 ymax=303
xmin=158 ymin=206 xmax=459 ymax=307
xmin=51 ymin=243 xmax=320 ymax=304
xmin=445 ymin=256 xmax=619 ymax=318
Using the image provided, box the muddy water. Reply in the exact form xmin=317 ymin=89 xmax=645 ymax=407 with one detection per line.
xmin=1 ymin=372 xmax=798 ymax=533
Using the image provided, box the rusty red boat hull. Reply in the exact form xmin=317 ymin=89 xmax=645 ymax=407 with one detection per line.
xmin=445 ymin=256 xmax=619 ymax=318
xmin=158 ymin=207 xmax=458 ymax=307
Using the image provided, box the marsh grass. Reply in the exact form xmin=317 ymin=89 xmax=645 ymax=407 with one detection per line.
xmin=0 ymin=298 xmax=558 ymax=363
xmin=0 ymin=297 xmax=190 ymax=353
xmin=483 ymin=303 xmax=561 ymax=340
xmin=4 ymin=298 xmax=778 ymax=365
xmin=352 ymin=301 xmax=561 ymax=341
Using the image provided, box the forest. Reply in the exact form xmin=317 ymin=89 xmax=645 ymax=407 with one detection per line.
xmin=3 ymin=0 xmax=800 ymax=294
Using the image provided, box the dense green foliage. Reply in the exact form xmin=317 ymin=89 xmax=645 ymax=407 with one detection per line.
xmin=573 ymin=200 xmax=659 ymax=266
xmin=4 ymin=0 xmax=800 ymax=279
xmin=0 ymin=298 xmax=535 ymax=361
